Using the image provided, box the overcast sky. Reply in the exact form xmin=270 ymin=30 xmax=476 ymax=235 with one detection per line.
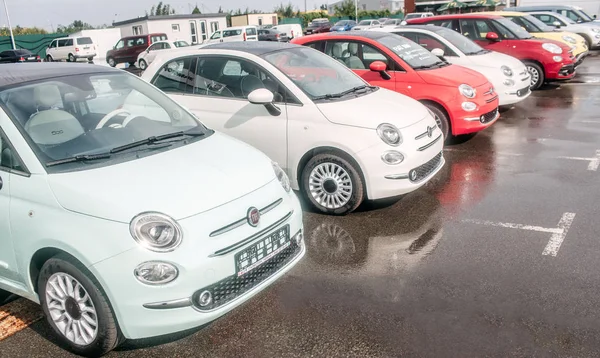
xmin=4 ymin=0 xmax=322 ymax=31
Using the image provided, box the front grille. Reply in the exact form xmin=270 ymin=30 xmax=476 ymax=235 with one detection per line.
xmin=485 ymin=94 xmax=498 ymax=103
xmin=516 ymin=86 xmax=530 ymax=98
xmin=480 ymin=107 xmax=498 ymax=124
xmin=409 ymin=152 xmax=442 ymax=183
xmin=559 ymin=64 xmax=575 ymax=76
xmin=193 ymin=243 xmax=301 ymax=311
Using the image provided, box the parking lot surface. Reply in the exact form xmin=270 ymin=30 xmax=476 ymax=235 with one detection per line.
xmin=2 ymin=53 xmax=600 ymax=357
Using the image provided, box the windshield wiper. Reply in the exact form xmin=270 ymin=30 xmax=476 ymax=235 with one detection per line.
xmin=109 ymin=129 xmax=205 ymax=154
xmin=412 ymin=63 xmax=443 ymax=70
xmin=46 ymin=153 xmax=112 ymax=167
xmin=313 ymin=85 xmax=372 ymax=101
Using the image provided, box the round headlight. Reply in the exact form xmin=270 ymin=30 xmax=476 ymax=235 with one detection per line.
xmin=130 ymin=212 xmax=183 ymax=252
xmin=381 ymin=150 xmax=404 ymax=165
xmin=271 ymin=161 xmax=291 ymax=192
xmin=503 ymin=79 xmax=515 ymax=86
xmin=501 ymin=65 xmax=513 ymax=77
xmin=542 ymin=42 xmax=562 ymax=54
xmin=553 ymin=55 xmax=563 ymax=62
xmin=562 ymin=35 xmax=576 ymax=44
xmin=377 ymin=123 xmax=402 ymax=146
xmin=461 ymin=101 xmax=477 ymax=111
xmin=134 ymin=261 xmax=178 ymax=285
xmin=458 ymin=84 xmax=476 ymax=98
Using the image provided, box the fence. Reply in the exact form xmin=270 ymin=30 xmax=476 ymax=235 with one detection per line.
xmin=0 ymin=34 xmax=66 ymax=58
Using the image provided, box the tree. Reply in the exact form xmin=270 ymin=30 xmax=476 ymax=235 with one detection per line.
xmin=192 ymin=4 xmax=201 ymax=14
xmin=218 ymin=6 xmax=224 ymax=13
xmin=333 ymin=0 xmax=355 ymax=17
xmin=320 ymin=4 xmax=327 ymax=10
xmin=274 ymin=2 xmax=295 ymax=18
xmin=56 ymin=20 xmax=94 ymax=34
xmin=0 ymin=26 xmax=47 ymax=36
xmin=147 ymin=2 xmax=176 ymax=16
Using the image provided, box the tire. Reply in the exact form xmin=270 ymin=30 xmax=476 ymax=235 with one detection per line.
xmin=107 ymin=57 xmax=116 ymax=67
xmin=68 ymin=53 xmax=75 ymax=62
xmin=38 ymin=253 xmax=122 ymax=357
xmin=301 ymin=153 xmax=364 ymax=215
xmin=128 ymin=61 xmax=136 ymax=67
xmin=138 ymin=59 xmax=147 ymax=70
xmin=87 ymin=57 xmax=93 ymax=61
xmin=46 ymin=55 xmax=53 ymax=62
xmin=524 ymin=61 xmax=544 ymax=90
xmin=577 ymin=33 xmax=592 ymax=48
xmin=423 ymin=102 xmax=450 ymax=143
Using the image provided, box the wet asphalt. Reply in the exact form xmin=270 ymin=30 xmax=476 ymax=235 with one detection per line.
xmin=2 ymin=53 xmax=600 ymax=358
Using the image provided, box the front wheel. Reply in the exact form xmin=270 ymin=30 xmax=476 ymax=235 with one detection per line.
xmin=524 ymin=61 xmax=544 ymax=90
xmin=38 ymin=254 xmax=122 ymax=357
xmin=107 ymin=57 xmax=116 ymax=67
xmin=46 ymin=55 xmax=53 ymax=62
xmin=423 ymin=103 xmax=450 ymax=142
xmin=138 ymin=59 xmax=147 ymax=70
xmin=68 ymin=53 xmax=76 ymax=62
xmin=301 ymin=153 xmax=364 ymax=215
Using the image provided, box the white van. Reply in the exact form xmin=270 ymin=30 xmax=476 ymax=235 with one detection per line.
xmin=46 ymin=36 xmax=96 ymax=62
xmin=206 ymin=26 xmax=258 ymax=43
xmin=271 ymin=24 xmax=303 ymax=40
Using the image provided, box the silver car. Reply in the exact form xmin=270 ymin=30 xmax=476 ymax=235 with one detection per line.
xmin=528 ymin=11 xmax=600 ymax=49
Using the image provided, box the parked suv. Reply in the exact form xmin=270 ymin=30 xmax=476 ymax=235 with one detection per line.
xmin=46 ymin=36 xmax=96 ymax=62
xmin=106 ymin=33 xmax=167 ymax=67
xmin=206 ymin=26 xmax=258 ymax=43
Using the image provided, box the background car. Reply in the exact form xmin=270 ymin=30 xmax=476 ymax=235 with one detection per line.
xmin=136 ymin=40 xmax=189 ymax=70
xmin=404 ymin=12 xmax=434 ymax=20
xmin=381 ymin=18 xmax=404 ymax=27
xmin=143 ymin=42 xmax=445 ymax=215
xmin=504 ymin=5 xmax=599 ymax=25
xmin=304 ymin=19 xmax=332 ymax=34
xmin=0 ymin=62 xmax=304 ymax=357
xmin=373 ymin=25 xmax=531 ymax=106
xmin=106 ymin=33 xmax=167 ymax=67
xmin=258 ymin=28 xmax=289 ymax=42
xmin=353 ymin=19 xmax=382 ymax=30
xmin=271 ymin=24 xmax=303 ymax=40
xmin=292 ymin=31 xmax=500 ymax=142
xmin=528 ymin=11 xmax=600 ymax=49
xmin=0 ymin=49 xmax=40 ymax=63
xmin=46 ymin=36 xmax=96 ymax=63
xmin=206 ymin=26 xmax=258 ymax=44
xmin=331 ymin=20 xmax=357 ymax=31
xmin=406 ymin=14 xmax=577 ymax=90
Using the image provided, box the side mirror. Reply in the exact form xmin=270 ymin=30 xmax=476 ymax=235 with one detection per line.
xmin=431 ymin=48 xmax=444 ymax=57
xmin=369 ymin=60 xmax=391 ymax=80
xmin=553 ymin=21 xmax=562 ymax=28
xmin=485 ymin=32 xmax=500 ymax=41
xmin=248 ymin=88 xmax=281 ymax=116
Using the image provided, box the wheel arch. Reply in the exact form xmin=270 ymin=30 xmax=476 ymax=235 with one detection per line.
xmin=29 ymin=247 xmax=83 ymax=294
xmin=418 ymin=99 xmax=453 ymax=135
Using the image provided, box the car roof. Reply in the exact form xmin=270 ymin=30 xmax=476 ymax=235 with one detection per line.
xmin=479 ymin=11 xmax=527 ymax=16
xmin=0 ymin=63 xmax=122 ymax=89
xmin=300 ymin=30 xmax=394 ymax=40
xmin=386 ymin=25 xmax=448 ymax=33
xmin=408 ymin=13 xmax=503 ymax=22
xmin=505 ymin=5 xmax=575 ymax=10
xmin=201 ymin=41 xmax=304 ymax=55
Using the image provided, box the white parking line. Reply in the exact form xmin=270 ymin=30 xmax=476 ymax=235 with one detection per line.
xmin=462 ymin=212 xmax=576 ymax=257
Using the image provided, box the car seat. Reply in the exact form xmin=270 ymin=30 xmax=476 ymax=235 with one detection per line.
xmin=330 ymin=43 xmax=347 ymax=65
xmin=25 ymin=85 xmax=84 ymax=146
xmin=345 ymin=43 xmax=366 ymax=69
xmin=239 ymin=61 xmax=265 ymax=98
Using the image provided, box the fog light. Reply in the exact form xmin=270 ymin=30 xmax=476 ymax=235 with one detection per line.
xmin=198 ymin=290 xmax=213 ymax=307
xmin=503 ymin=79 xmax=515 ymax=86
xmin=461 ymin=101 xmax=477 ymax=112
xmin=553 ymin=56 xmax=563 ymax=62
xmin=293 ymin=231 xmax=304 ymax=246
xmin=134 ymin=261 xmax=178 ymax=285
xmin=381 ymin=151 xmax=404 ymax=165
xmin=409 ymin=170 xmax=418 ymax=181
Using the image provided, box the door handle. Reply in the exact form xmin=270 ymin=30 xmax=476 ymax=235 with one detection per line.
xmin=0 ymin=176 xmax=3 ymax=190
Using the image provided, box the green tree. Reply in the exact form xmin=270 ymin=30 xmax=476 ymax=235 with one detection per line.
xmin=192 ymin=4 xmax=201 ymax=14
xmin=274 ymin=2 xmax=296 ymax=18
xmin=218 ymin=6 xmax=224 ymax=13
xmin=333 ymin=0 xmax=355 ymax=17
xmin=0 ymin=26 xmax=47 ymax=36
xmin=147 ymin=2 xmax=176 ymax=16
xmin=56 ymin=20 xmax=94 ymax=34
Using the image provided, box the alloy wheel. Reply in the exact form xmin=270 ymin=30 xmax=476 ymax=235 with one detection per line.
xmin=527 ymin=65 xmax=540 ymax=88
xmin=309 ymin=163 xmax=353 ymax=209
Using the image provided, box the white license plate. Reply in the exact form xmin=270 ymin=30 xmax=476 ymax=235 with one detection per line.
xmin=235 ymin=225 xmax=290 ymax=277
xmin=27 ymin=56 xmax=35 ymax=60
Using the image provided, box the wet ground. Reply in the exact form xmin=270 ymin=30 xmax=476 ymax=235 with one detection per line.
xmin=2 ymin=53 xmax=600 ymax=357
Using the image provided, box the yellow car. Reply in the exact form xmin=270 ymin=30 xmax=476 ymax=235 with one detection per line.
xmin=482 ymin=11 xmax=589 ymax=67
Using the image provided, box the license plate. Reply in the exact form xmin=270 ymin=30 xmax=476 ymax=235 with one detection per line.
xmin=235 ymin=225 xmax=290 ymax=277
xmin=83 ymin=46 xmax=89 ymax=49
xmin=27 ymin=56 xmax=35 ymax=60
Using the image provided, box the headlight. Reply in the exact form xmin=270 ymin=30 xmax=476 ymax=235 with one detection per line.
xmin=562 ymin=35 xmax=576 ymax=44
xmin=381 ymin=150 xmax=404 ymax=165
xmin=377 ymin=123 xmax=402 ymax=146
xmin=542 ymin=42 xmax=562 ymax=54
xmin=134 ymin=261 xmax=178 ymax=285
xmin=130 ymin=212 xmax=183 ymax=252
xmin=272 ymin=161 xmax=291 ymax=192
xmin=501 ymin=65 xmax=513 ymax=77
xmin=553 ymin=55 xmax=563 ymax=62
xmin=503 ymin=79 xmax=515 ymax=86
xmin=461 ymin=102 xmax=477 ymax=111
xmin=458 ymin=84 xmax=476 ymax=98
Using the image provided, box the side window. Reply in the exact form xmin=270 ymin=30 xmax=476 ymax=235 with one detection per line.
xmin=135 ymin=37 xmax=147 ymax=46
xmin=163 ymin=43 xmax=171 ymax=49
xmin=151 ymin=57 xmax=196 ymax=94
xmin=431 ymin=19 xmax=459 ymax=32
xmin=115 ymin=40 xmax=125 ymax=49
xmin=412 ymin=33 xmax=458 ymax=56
xmin=491 ymin=21 xmax=516 ymax=39
xmin=459 ymin=19 xmax=490 ymax=40
xmin=147 ymin=44 xmax=158 ymax=51
xmin=126 ymin=39 xmax=135 ymax=47
xmin=57 ymin=39 xmax=67 ymax=47
xmin=326 ymin=41 xmax=400 ymax=71
xmin=561 ymin=10 xmax=580 ymax=22
xmin=210 ymin=31 xmax=221 ymax=39
xmin=65 ymin=39 xmax=73 ymax=46
xmin=0 ymin=130 xmax=25 ymax=173
xmin=49 ymin=40 xmax=57 ymax=48
xmin=246 ymin=27 xmax=257 ymax=36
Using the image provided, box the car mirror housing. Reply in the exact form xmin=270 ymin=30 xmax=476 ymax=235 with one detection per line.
xmin=486 ymin=32 xmax=500 ymax=41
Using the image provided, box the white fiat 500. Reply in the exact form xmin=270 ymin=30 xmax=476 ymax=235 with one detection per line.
xmin=0 ymin=63 xmax=304 ymax=356
xmin=142 ymin=42 xmax=445 ymax=215
xmin=372 ymin=25 xmax=532 ymax=106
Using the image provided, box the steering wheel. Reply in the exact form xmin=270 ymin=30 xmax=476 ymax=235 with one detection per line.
xmin=95 ymin=109 xmax=131 ymax=129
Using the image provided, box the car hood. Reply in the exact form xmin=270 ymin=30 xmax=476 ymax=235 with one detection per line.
xmin=467 ymin=51 xmax=528 ymax=72
xmin=47 ymin=132 xmax=275 ymax=223
xmin=316 ymin=87 xmax=428 ymax=129
xmin=417 ymin=63 xmax=489 ymax=87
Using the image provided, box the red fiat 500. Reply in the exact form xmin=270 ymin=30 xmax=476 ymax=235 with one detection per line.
xmin=292 ymin=31 xmax=500 ymax=142
xmin=406 ymin=14 xmax=576 ymax=90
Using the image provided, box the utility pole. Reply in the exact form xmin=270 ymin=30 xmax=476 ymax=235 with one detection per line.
xmin=2 ymin=0 xmax=15 ymax=49
xmin=355 ymin=0 xmax=358 ymax=20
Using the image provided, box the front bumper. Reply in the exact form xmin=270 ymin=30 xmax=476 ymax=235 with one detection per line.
xmin=545 ymin=61 xmax=576 ymax=80
xmin=574 ymin=50 xmax=589 ymax=68
xmin=501 ymin=84 xmax=531 ymax=106
xmin=74 ymin=53 xmax=96 ymax=59
xmin=89 ymin=181 xmax=304 ymax=340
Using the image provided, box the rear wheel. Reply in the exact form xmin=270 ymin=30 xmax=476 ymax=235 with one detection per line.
xmin=38 ymin=254 xmax=122 ymax=357
xmin=301 ymin=153 xmax=364 ymax=215
xmin=68 ymin=53 xmax=75 ymax=62
xmin=46 ymin=55 xmax=53 ymax=62
xmin=107 ymin=57 xmax=116 ymax=67
xmin=524 ymin=61 xmax=544 ymax=90
xmin=423 ymin=102 xmax=450 ymax=142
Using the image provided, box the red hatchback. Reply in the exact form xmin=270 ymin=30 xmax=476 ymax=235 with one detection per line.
xmin=406 ymin=14 xmax=576 ymax=90
xmin=292 ymin=31 xmax=499 ymax=142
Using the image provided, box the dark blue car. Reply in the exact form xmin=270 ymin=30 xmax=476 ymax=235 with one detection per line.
xmin=330 ymin=20 xmax=357 ymax=31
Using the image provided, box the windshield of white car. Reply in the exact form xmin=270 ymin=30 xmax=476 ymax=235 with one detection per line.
xmin=494 ymin=17 xmax=534 ymax=39
xmin=262 ymin=47 xmax=372 ymax=101
xmin=404 ymin=14 xmax=421 ymax=20
xmin=434 ymin=27 xmax=487 ymax=55
xmin=358 ymin=20 xmax=372 ymax=25
xmin=0 ymin=72 xmax=209 ymax=173
xmin=378 ymin=35 xmax=448 ymax=70
xmin=384 ymin=19 xmax=400 ymax=25
xmin=576 ymin=9 xmax=594 ymax=22
xmin=174 ymin=41 xmax=189 ymax=47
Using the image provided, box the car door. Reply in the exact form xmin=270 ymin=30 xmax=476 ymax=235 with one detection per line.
xmin=150 ymin=55 xmax=288 ymax=169
xmin=208 ymin=30 xmax=222 ymax=43
xmin=147 ymin=42 xmax=167 ymax=63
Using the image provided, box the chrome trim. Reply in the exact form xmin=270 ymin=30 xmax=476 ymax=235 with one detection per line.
xmin=463 ymin=116 xmax=481 ymax=121
xmin=418 ymin=134 xmax=442 ymax=151
xmin=210 ymin=211 xmax=293 ymax=257
xmin=384 ymin=173 xmax=409 ymax=180
xmin=209 ymin=198 xmax=283 ymax=237
xmin=485 ymin=95 xmax=498 ymax=103
xmin=415 ymin=125 xmax=437 ymax=140
xmin=143 ymin=297 xmax=192 ymax=310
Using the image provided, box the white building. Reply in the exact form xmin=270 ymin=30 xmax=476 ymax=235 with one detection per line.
xmin=69 ymin=28 xmax=122 ymax=62
xmin=231 ymin=13 xmax=279 ymax=27
xmin=113 ymin=13 xmax=228 ymax=45
xmin=328 ymin=0 xmax=404 ymax=14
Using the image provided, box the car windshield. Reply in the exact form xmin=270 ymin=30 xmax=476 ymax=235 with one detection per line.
xmin=0 ymin=72 xmax=208 ymax=173
xmin=493 ymin=17 xmax=533 ymax=39
xmin=435 ymin=27 xmax=486 ymax=55
xmin=384 ymin=19 xmax=400 ymax=25
xmin=335 ymin=21 xmax=350 ymax=26
xmin=576 ymin=9 xmax=594 ymax=22
xmin=174 ymin=41 xmax=189 ymax=47
xmin=404 ymin=14 xmax=420 ymax=20
xmin=262 ymin=47 xmax=369 ymax=101
xmin=522 ymin=15 xmax=556 ymax=32
xmin=77 ymin=37 xmax=93 ymax=45
xmin=378 ymin=35 xmax=446 ymax=70
xmin=358 ymin=20 xmax=371 ymax=25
